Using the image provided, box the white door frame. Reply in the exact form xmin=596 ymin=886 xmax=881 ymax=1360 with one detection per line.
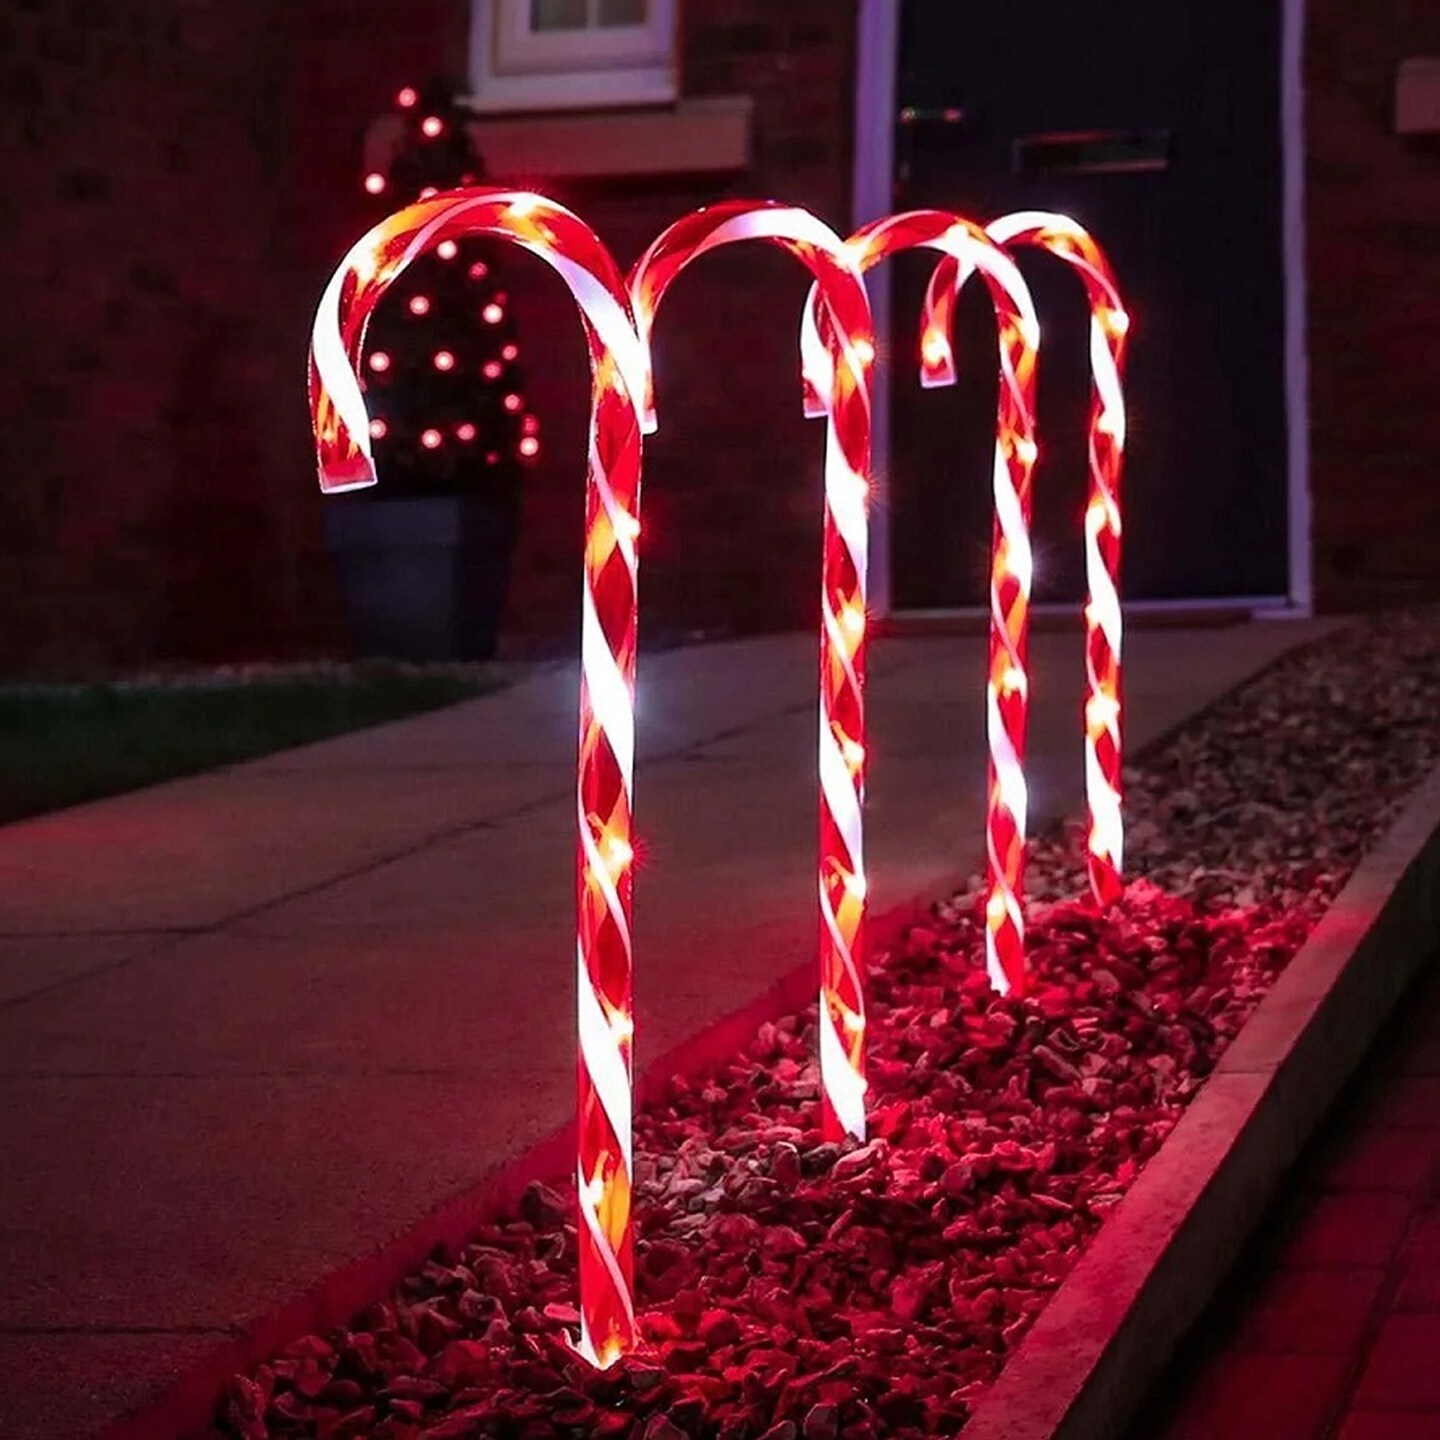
xmin=850 ymin=0 xmax=1313 ymax=617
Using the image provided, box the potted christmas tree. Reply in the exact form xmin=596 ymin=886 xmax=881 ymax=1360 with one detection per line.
xmin=324 ymin=79 xmax=541 ymax=662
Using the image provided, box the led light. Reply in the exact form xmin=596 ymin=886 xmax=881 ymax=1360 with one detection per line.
xmin=364 ymin=172 xmax=386 ymax=195
xmin=482 ymin=302 xmax=504 ymax=324
xmin=483 ymin=360 xmax=503 ymax=379
xmin=437 ymin=239 xmax=458 ymax=260
xmin=456 ymin=422 xmax=477 ymax=442
xmin=368 ymin=350 xmax=390 ymax=372
xmin=522 ymin=413 xmax=540 ymax=435
xmin=433 ymin=350 xmax=455 ymax=371
xmin=469 ymin=261 xmax=490 ymax=282
xmin=501 ymin=342 xmax=519 ymax=361
xmin=396 ymin=85 xmax=418 ymax=108
xmin=421 ymin=115 xmax=444 ymax=138
xmin=307 ymin=189 xmax=645 ymax=1372
xmin=503 ymin=392 xmax=523 ymax=412
xmin=368 ymin=418 xmax=388 ymax=439
xmin=519 ymin=435 xmax=540 ymax=458
xmin=408 ymin=294 xmax=431 ymax=316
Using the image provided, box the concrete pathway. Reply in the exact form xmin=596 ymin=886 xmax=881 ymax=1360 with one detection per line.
xmin=0 ymin=621 xmax=1333 ymax=1438
xmin=1130 ymin=955 xmax=1440 ymax=1440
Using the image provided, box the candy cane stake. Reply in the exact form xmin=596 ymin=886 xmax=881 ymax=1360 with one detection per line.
xmin=309 ymin=189 xmax=648 ymax=1370
xmin=629 ymin=202 xmax=874 ymax=1142
xmin=801 ymin=212 xmax=1040 ymax=997
xmin=925 ymin=213 xmax=1129 ymax=914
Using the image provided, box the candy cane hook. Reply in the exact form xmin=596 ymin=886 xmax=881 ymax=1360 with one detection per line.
xmin=801 ymin=211 xmax=1040 ymax=997
xmin=924 ymin=213 xmax=1130 ymax=913
xmin=309 ymin=189 xmax=648 ymax=1370
xmin=629 ymin=201 xmax=874 ymax=1142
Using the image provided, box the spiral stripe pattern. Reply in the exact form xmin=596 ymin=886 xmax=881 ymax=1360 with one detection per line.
xmin=308 ymin=188 xmax=646 ymax=1369
xmin=803 ymin=212 xmax=1040 ymax=996
xmin=924 ymin=211 xmax=1130 ymax=914
xmin=630 ymin=201 xmax=874 ymax=1142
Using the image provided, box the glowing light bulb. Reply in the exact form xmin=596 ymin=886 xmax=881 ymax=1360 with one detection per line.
xmin=604 ymin=834 xmax=633 ymax=873
xmin=408 ymin=294 xmax=431 ymax=316
xmin=396 ymin=86 xmax=418 ymax=108
xmin=503 ymin=392 xmax=523 ymax=413
xmin=843 ymin=1007 xmax=866 ymax=1034
xmin=482 ymin=302 xmax=504 ymax=324
xmin=368 ymin=350 xmax=390 ymax=373
xmin=921 ymin=328 xmax=949 ymax=368
xmin=364 ymin=172 xmax=386 ymax=195
xmin=841 ymin=868 xmax=867 ymax=901
xmin=482 ymin=360 xmax=503 ymax=380
xmin=469 ymin=261 xmax=490 ymax=282
xmin=854 ymin=338 xmax=875 ymax=366
xmin=519 ymin=435 xmax=540 ymax=458
xmin=841 ymin=737 xmax=865 ymax=769
xmin=1086 ymin=694 xmax=1120 ymax=729
xmin=436 ymin=239 xmax=458 ymax=260
xmin=368 ymin=418 xmax=388 ymax=439
xmin=1000 ymin=666 xmax=1026 ymax=696
xmin=456 ymin=422 xmax=477 ymax=442
xmin=522 ymin=414 xmax=540 ymax=435
xmin=485 ymin=450 xmax=499 ymax=465
xmin=421 ymin=115 xmax=444 ymax=138
xmin=421 ymin=428 xmax=443 ymax=449
xmin=842 ymin=604 xmax=865 ymax=638
xmin=1104 ymin=308 xmax=1130 ymax=337
xmin=1015 ymin=437 xmax=1038 ymax=467
xmin=501 ymin=342 xmax=518 ymax=361
xmin=433 ymin=350 xmax=455 ymax=371
xmin=419 ymin=186 xmax=438 ymax=200
xmin=987 ymin=891 xmax=1009 ymax=925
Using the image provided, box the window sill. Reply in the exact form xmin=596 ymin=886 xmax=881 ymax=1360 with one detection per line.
xmin=363 ymin=96 xmax=752 ymax=184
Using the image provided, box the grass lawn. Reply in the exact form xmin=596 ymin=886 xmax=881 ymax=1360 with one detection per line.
xmin=0 ymin=663 xmax=516 ymax=825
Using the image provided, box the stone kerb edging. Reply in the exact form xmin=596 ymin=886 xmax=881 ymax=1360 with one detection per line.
xmin=962 ymin=761 xmax=1440 ymax=1440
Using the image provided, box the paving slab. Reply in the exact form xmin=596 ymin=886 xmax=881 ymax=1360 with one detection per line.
xmin=0 ymin=620 xmax=1336 ymax=1438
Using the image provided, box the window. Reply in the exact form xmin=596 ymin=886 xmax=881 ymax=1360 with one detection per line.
xmin=469 ymin=0 xmax=678 ymax=113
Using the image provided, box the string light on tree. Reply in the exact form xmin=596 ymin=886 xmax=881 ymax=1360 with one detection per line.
xmin=355 ymin=78 xmax=540 ymax=496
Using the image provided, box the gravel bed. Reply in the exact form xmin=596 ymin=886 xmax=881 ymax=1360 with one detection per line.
xmin=218 ymin=613 xmax=1440 ymax=1440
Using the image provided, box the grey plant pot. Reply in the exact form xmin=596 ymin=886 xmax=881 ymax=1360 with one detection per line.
xmin=323 ymin=495 xmax=517 ymax=663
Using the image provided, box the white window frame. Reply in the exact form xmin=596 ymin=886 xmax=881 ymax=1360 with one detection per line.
xmin=468 ymin=0 xmax=678 ymax=114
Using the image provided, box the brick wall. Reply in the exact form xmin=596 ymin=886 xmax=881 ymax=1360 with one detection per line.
xmin=1306 ymin=0 xmax=1440 ymax=610
xmin=3 ymin=0 xmax=306 ymax=671
xmin=0 ymin=0 xmax=854 ymax=672
xmin=495 ymin=0 xmax=859 ymax=650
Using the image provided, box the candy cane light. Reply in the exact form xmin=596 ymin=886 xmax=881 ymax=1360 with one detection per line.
xmin=801 ymin=211 xmax=1041 ymax=997
xmin=924 ymin=215 xmax=1130 ymax=914
xmin=629 ymin=201 xmax=875 ymax=1142
xmin=309 ymin=189 xmax=648 ymax=1370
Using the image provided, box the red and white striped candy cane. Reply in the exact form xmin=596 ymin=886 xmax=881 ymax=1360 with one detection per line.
xmin=629 ymin=201 xmax=874 ymax=1142
xmin=801 ymin=211 xmax=1041 ymax=996
xmin=309 ymin=189 xmax=649 ymax=1370
xmin=924 ymin=213 xmax=1129 ymax=913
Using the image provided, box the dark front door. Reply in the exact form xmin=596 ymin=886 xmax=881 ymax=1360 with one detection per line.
xmin=889 ymin=1 xmax=1289 ymax=607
